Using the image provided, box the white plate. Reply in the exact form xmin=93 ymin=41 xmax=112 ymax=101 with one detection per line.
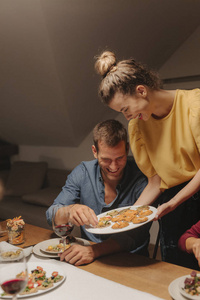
xmin=169 ymin=276 xmax=189 ymax=300
xmin=33 ymin=238 xmax=90 ymax=258
xmin=40 ymin=239 xmax=77 ymax=254
xmin=0 ymin=242 xmax=32 ymax=262
xmin=0 ymin=262 xmax=65 ymax=298
xmin=85 ymin=205 xmax=157 ymax=234
xmin=178 ymin=274 xmax=200 ymax=300
xmin=168 ymin=275 xmax=200 ymax=300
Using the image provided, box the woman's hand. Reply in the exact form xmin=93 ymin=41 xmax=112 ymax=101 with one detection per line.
xmin=155 ymin=169 xmax=200 ymax=220
xmin=154 ymin=201 xmax=175 ymax=220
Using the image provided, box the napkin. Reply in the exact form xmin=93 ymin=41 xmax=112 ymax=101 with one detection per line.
xmin=0 ymin=241 xmax=32 ymax=261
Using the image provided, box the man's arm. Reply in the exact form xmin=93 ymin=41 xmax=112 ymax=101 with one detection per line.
xmin=46 ymin=163 xmax=98 ymax=226
xmin=59 ymin=222 xmax=151 ymax=266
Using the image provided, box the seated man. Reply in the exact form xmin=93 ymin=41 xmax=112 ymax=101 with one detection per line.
xmin=46 ymin=119 xmax=150 ymax=266
xmin=178 ymin=220 xmax=200 ymax=270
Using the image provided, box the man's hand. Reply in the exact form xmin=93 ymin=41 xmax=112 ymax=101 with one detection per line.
xmin=59 ymin=244 xmax=95 ymax=266
xmin=59 ymin=238 xmax=123 ymax=266
xmin=55 ymin=204 xmax=98 ymax=227
xmin=69 ymin=204 xmax=98 ymax=227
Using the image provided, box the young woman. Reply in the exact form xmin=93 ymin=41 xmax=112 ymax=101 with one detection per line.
xmin=95 ymin=51 xmax=200 ymax=266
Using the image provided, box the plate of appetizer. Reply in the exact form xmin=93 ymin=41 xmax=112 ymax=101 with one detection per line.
xmin=40 ymin=238 xmax=73 ymax=254
xmin=33 ymin=237 xmax=90 ymax=258
xmin=168 ymin=276 xmax=187 ymax=300
xmin=178 ymin=271 xmax=200 ymax=300
xmin=85 ymin=205 xmax=157 ymax=234
xmin=0 ymin=242 xmax=33 ymax=262
xmin=0 ymin=262 xmax=65 ymax=298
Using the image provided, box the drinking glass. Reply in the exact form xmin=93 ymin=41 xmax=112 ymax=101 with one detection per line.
xmin=0 ymin=248 xmax=28 ymax=300
xmin=52 ymin=206 xmax=74 ymax=252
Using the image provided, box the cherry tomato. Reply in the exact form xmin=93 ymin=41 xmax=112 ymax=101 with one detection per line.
xmin=52 ymin=271 xmax=58 ymax=277
xmin=36 ymin=280 xmax=43 ymax=286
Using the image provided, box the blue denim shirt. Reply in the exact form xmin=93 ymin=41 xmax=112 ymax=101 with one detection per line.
xmin=46 ymin=159 xmax=150 ymax=253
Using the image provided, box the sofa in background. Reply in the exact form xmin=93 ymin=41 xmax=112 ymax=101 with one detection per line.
xmin=0 ymin=161 xmax=71 ymax=231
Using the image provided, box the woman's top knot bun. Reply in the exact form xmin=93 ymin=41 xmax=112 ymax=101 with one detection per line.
xmin=95 ymin=51 xmax=117 ymax=77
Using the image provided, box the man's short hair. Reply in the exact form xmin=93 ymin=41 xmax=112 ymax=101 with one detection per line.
xmin=93 ymin=119 xmax=128 ymax=152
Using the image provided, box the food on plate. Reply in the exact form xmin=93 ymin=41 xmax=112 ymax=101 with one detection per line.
xmin=106 ymin=210 xmax=119 ymax=217
xmin=37 ymin=278 xmax=53 ymax=290
xmin=19 ymin=278 xmax=37 ymax=295
xmin=118 ymin=208 xmax=131 ymax=215
xmin=111 ymin=215 xmax=125 ymax=222
xmin=136 ymin=205 xmax=150 ymax=212
xmin=132 ymin=216 xmax=148 ymax=224
xmin=138 ymin=209 xmax=153 ymax=217
xmin=1 ymin=249 xmax=22 ymax=259
xmin=97 ymin=216 xmax=112 ymax=227
xmin=46 ymin=243 xmax=71 ymax=252
xmin=122 ymin=210 xmax=138 ymax=216
xmin=111 ymin=209 xmax=138 ymax=222
xmin=182 ymin=271 xmax=200 ymax=296
xmin=112 ymin=221 xmax=129 ymax=229
xmin=50 ymin=271 xmax=64 ymax=283
xmin=6 ymin=216 xmax=25 ymax=245
xmin=1 ymin=265 xmax=64 ymax=297
xmin=95 ymin=205 xmax=154 ymax=231
xmin=30 ymin=266 xmax=46 ymax=283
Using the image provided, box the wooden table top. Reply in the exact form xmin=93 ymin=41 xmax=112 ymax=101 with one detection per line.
xmin=0 ymin=221 xmax=195 ymax=299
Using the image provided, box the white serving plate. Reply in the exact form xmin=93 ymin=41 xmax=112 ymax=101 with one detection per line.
xmin=85 ymin=205 xmax=157 ymax=234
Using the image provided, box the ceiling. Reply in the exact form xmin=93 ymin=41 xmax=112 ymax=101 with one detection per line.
xmin=1 ymin=0 xmax=200 ymax=147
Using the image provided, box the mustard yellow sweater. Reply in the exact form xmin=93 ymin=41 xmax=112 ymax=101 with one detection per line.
xmin=128 ymin=89 xmax=200 ymax=190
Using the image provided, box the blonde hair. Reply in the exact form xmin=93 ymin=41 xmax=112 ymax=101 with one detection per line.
xmin=95 ymin=51 xmax=162 ymax=104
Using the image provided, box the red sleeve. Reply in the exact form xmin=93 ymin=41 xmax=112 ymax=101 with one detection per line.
xmin=178 ymin=221 xmax=200 ymax=253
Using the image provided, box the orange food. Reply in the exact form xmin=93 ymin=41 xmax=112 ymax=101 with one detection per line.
xmin=112 ymin=221 xmax=129 ymax=229
xmin=132 ymin=217 xmax=148 ymax=224
xmin=138 ymin=210 xmax=153 ymax=217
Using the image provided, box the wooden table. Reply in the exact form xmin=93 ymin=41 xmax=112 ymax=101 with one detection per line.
xmin=0 ymin=221 xmax=196 ymax=299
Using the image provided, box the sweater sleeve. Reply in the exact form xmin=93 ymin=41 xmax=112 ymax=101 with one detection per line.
xmin=178 ymin=220 xmax=200 ymax=253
